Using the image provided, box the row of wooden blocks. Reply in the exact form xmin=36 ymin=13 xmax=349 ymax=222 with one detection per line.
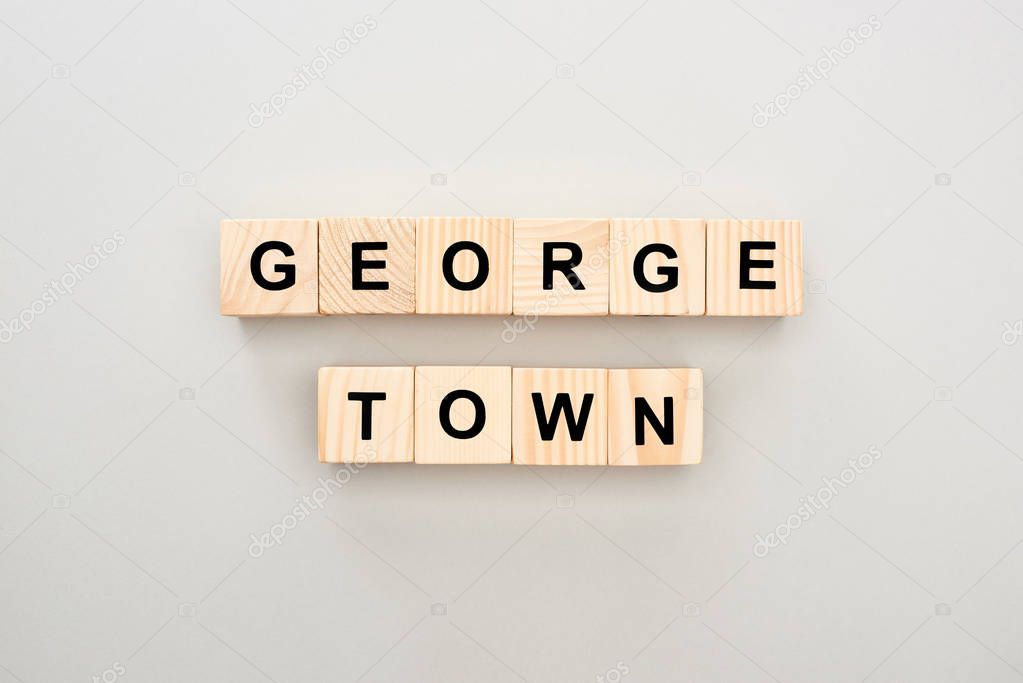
xmin=221 ymin=217 xmax=803 ymax=317
xmin=318 ymin=366 xmax=702 ymax=466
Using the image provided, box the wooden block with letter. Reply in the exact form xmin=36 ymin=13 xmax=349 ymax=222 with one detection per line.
xmin=220 ymin=219 xmax=319 ymax=316
xmin=706 ymin=219 xmax=803 ymax=316
xmin=414 ymin=366 xmax=512 ymax=464
xmin=608 ymin=368 xmax=702 ymax=466
xmin=317 ymin=366 xmax=414 ymax=463
xmin=416 ymin=217 xmax=513 ymax=315
xmin=319 ymin=216 xmax=415 ymax=314
xmin=610 ymin=218 xmax=705 ymax=315
xmin=513 ymin=218 xmax=610 ymax=316
xmin=512 ymin=367 xmax=608 ymax=465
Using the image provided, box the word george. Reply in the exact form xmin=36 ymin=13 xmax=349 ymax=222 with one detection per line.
xmin=220 ymin=217 xmax=803 ymax=317
xmin=318 ymin=366 xmax=703 ymax=466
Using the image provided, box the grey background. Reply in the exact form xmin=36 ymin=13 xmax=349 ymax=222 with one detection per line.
xmin=1 ymin=0 xmax=1022 ymax=681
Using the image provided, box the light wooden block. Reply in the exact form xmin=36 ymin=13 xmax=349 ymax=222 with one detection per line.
xmin=318 ymin=217 xmax=415 ymax=314
xmin=608 ymin=368 xmax=702 ymax=466
xmin=414 ymin=366 xmax=512 ymax=464
xmin=220 ymin=219 xmax=319 ymax=316
xmin=317 ymin=366 xmax=414 ymax=463
xmin=610 ymin=218 xmax=706 ymax=316
xmin=415 ymin=217 xmax=513 ymax=315
xmin=513 ymin=218 xmax=610 ymax=316
xmin=512 ymin=368 xmax=608 ymax=465
xmin=706 ymin=219 xmax=803 ymax=316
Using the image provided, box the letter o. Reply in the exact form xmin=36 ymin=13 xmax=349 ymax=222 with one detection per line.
xmin=441 ymin=241 xmax=489 ymax=291
xmin=439 ymin=389 xmax=486 ymax=439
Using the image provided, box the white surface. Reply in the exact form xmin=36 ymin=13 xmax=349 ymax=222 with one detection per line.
xmin=2 ymin=0 xmax=1023 ymax=681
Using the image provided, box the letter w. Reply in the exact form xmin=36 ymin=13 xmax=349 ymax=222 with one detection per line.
xmin=531 ymin=392 xmax=593 ymax=441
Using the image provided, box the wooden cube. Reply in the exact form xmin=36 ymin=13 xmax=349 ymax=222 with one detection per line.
xmin=610 ymin=218 xmax=706 ymax=315
xmin=608 ymin=368 xmax=702 ymax=466
xmin=319 ymin=217 xmax=415 ymax=314
xmin=220 ymin=219 xmax=319 ymax=316
xmin=512 ymin=368 xmax=607 ymax=465
xmin=416 ymin=217 xmax=513 ymax=314
xmin=706 ymin=219 xmax=803 ymax=316
xmin=317 ymin=366 xmax=414 ymax=463
xmin=414 ymin=366 xmax=512 ymax=464
xmin=513 ymin=219 xmax=610 ymax=316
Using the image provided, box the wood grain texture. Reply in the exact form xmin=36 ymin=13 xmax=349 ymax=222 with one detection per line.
xmin=414 ymin=366 xmax=512 ymax=464
xmin=512 ymin=367 xmax=608 ymax=466
xmin=317 ymin=366 xmax=414 ymax=464
xmin=609 ymin=218 xmax=705 ymax=316
xmin=415 ymin=217 xmax=513 ymax=314
xmin=220 ymin=219 xmax=319 ymax=316
xmin=513 ymin=218 xmax=610 ymax=316
xmin=318 ymin=217 xmax=415 ymax=314
xmin=706 ymin=219 xmax=803 ymax=316
xmin=608 ymin=368 xmax=702 ymax=466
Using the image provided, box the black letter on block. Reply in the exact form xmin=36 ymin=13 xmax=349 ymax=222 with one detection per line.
xmin=352 ymin=242 xmax=388 ymax=290
xmin=250 ymin=240 xmax=296 ymax=291
xmin=543 ymin=242 xmax=585 ymax=290
xmin=739 ymin=241 xmax=777 ymax=290
xmin=633 ymin=243 xmax=679 ymax=293
xmin=442 ymin=241 xmax=489 ymax=291
xmin=347 ymin=391 xmax=385 ymax=439
xmin=439 ymin=390 xmax=486 ymax=439
xmin=634 ymin=397 xmax=674 ymax=446
xmin=531 ymin=392 xmax=593 ymax=441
